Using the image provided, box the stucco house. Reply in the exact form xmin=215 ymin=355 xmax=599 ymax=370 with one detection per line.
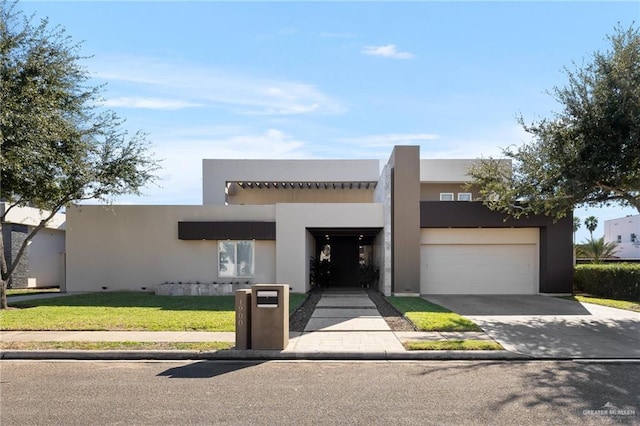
xmin=604 ymin=214 xmax=640 ymax=259
xmin=1 ymin=203 xmax=66 ymax=289
xmin=65 ymin=145 xmax=573 ymax=296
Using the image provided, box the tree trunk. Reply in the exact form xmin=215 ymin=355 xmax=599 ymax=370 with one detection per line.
xmin=0 ymin=279 xmax=7 ymax=310
xmin=0 ymin=221 xmax=8 ymax=310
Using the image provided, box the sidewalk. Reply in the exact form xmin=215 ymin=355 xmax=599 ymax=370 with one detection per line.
xmin=1 ymin=289 xmax=527 ymax=360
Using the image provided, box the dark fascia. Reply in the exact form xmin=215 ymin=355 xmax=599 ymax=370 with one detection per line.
xmin=178 ymin=221 xmax=276 ymax=240
xmin=420 ymin=201 xmax=564 ymax=228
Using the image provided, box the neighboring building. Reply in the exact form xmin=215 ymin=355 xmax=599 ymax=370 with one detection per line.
xmin=65 ymin=146 xmax=573 ymax=296
xmin=1 ymin=203 xmax=66 ymax=289
xmin=604 ymin=214 xmax=640 ymax=259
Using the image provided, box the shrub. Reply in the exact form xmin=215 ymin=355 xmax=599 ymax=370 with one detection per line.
xmin=574 ymin=264 xmax=640 ymax=301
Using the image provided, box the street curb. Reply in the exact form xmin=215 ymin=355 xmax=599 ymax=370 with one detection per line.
xmin=0 ymin=349 xmax=536 ymax=361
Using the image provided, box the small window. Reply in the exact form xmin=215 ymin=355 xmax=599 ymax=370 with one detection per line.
xmin=457 ymin=193 xmax=472 ymax=202
xmin=439 ymin=193 xmax=454 ymax=201
xmin=632 ymin=233 xmax=637 ymax=243
xmin=219 ymin=240 xmax=255 ymax=277
xmin=617 ymin=235 xmax=622 ymax=243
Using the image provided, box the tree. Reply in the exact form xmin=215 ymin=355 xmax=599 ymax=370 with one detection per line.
xmin=0 ymin=2 xmax=160 ymax=309
xmin=576 ymin=237 xmax=619 ymax=263
xmin=584 ymin=216 xmax=598 ymax=239
xmin=468 ymin=24 xmax=640 ymax=219
xmin=572 ymin=216 xmax=581 ymax=244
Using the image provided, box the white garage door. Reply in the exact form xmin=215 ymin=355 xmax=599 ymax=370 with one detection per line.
xmin=420 ymin=229 xmax=538 ymax=294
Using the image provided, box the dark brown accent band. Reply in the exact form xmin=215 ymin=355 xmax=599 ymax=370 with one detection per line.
xmin=178 ymin=221 xmax=276 ymax=240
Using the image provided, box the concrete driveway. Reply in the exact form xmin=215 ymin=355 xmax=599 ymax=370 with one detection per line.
xmin=424 ymin=295 xmax=640 ymax=359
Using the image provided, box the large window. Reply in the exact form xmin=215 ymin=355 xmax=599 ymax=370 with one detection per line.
xmin=219 ymin=240 xmax=255 ymax=277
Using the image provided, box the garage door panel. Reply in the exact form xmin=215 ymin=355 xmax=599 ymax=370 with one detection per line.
xmin=421 ymin=243 xmax=537 ymax=294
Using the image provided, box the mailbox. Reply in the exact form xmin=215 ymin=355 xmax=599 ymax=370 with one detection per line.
xmin=251 ymin=284 xmax=289 ymax=350
xmin=256 ymin=290 xmax=279 ymax=308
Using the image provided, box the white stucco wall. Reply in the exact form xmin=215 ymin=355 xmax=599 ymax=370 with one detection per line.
xmin=203 ymin=159 xmax=381 ymax=205
xmin=420 ymin=159 xmax=511 ymax=183
xmin=27 ymin=228 xmax=65 ymax=288
xmin=275 ymin=203 xmax=384 ymax=293
xmin=373 ymin=163 xmax=392 ymax=295
xmin=604 ymin=215 xmax=640 ymax=259
xmin=66 ymin=205 xmax=276 ymax=292
xmin=0 ymin=203 xmax=66 ymax=229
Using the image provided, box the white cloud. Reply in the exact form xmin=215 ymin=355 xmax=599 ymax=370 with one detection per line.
xmin=362 ymin=44 xmax=415 ymax=59
xmin=340 ymin=133 xmax=439 ymax=148
xmin=92 ymin=56 xmax=345 ymax=115
xmin=123 ymin=128 xmax=312 ymax=204
xmin=102 ymin=97 xmax=203 ymax=110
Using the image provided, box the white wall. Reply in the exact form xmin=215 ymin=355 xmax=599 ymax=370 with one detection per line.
xmin=420 ymin=159 xmax=511 ymax=183
xmin=373 ymin=163 xmax=392 ymax=295
xmin=1 ymin=203 xmax=66 ymax=229
xmin=275 ymin=203 xmax=384 ymax=293
xmin=604 ymin=215 xmax=640 ymax=259
xmin=203 ymin=159 xmax=381 ymax=205
xmin=27 ymin=228 xmax=65 ymax=287
xmin=66 ymin=205 xmax=276 ymax=292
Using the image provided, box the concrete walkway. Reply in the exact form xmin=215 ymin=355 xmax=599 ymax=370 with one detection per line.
xmin=425 ymin=295 xmax=640 ymax=359
xmin=285 ymin=289 xmax=405 ymax=353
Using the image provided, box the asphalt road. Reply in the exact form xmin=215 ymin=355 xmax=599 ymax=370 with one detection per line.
xmin=1 ymin=360 xmax=638 ymax=425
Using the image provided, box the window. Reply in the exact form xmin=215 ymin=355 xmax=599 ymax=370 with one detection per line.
xmin=632 ymin=233 xmax=637 ymax=243
xmin=439 ymin=193 xmax=454 ymax=201
xmin=617 ymin=235 xmax=622 ymax=243
xmin=219 ymin=240 xmax=255 ymax=277
xmin=457 ymin=192 xmax=472 ymax=201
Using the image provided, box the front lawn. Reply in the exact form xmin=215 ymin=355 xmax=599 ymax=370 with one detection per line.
xmin=386 ymin=297 xmax=481 ymax=332
xmin=0 ymin=341 xmax=234 ymax=351
xmin=7 ymin=288 xmax=60 ymax=296
xmin=565 ymin=295 xmax=640 ymax=313
xmin=0 ymin=291 xmax=307 ymax=331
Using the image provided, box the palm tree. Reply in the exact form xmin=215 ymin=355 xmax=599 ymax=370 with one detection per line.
xmin=584 ymin=216 xmax=598 ymax=239
xmin=576 ymin=237 xmax=619 ymax=263
xmin=573 ymin=216 xmax=581 ymax=245
xmin=572 ymin=217 xmax=581 ymax=265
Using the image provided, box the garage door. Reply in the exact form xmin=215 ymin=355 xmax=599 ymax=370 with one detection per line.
xmin=420 ymin=229 xmax=538 ymax=294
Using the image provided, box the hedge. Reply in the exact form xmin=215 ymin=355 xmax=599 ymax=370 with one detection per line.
xmin=574 ymin=264 xmax=640 ymax=301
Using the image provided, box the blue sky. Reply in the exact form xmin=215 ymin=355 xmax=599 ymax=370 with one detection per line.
xmin=19 ymin=1 xmax=640 ymax=241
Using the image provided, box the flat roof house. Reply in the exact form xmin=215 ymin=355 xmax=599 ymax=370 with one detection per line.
xmin=604 ymin=214 xmax=640 ymax=259
xmin=65 ymin=146 xmax=573 ymax=296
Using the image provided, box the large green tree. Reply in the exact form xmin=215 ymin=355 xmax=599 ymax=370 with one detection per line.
xmin=0 ymin=1 xmax=160 ymax=309
xmin=469 ymin=25 xmax=640 ymax=219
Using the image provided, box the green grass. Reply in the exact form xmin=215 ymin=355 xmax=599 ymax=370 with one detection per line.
xmin=565 ymin=295 xmax=640 ymax=313
xmin=0 ymin=291 xmax=308 ymax=332
xmin=403 ymin=340 xmax=503 ymax=351
xmin=0 ymin=341 xmax=234 ymax=351
xmin=6 ymin=288 xmax=60 ymax=296
xmin=387 ymin=297 xmax=482 ymax=332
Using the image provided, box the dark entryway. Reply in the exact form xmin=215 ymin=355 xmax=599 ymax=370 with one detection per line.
xmin=309 ymin=228 xmax=381 ymax=289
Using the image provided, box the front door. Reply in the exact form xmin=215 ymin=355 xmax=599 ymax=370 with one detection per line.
xmin=329 ymin=236 xmax=360 ymax=287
